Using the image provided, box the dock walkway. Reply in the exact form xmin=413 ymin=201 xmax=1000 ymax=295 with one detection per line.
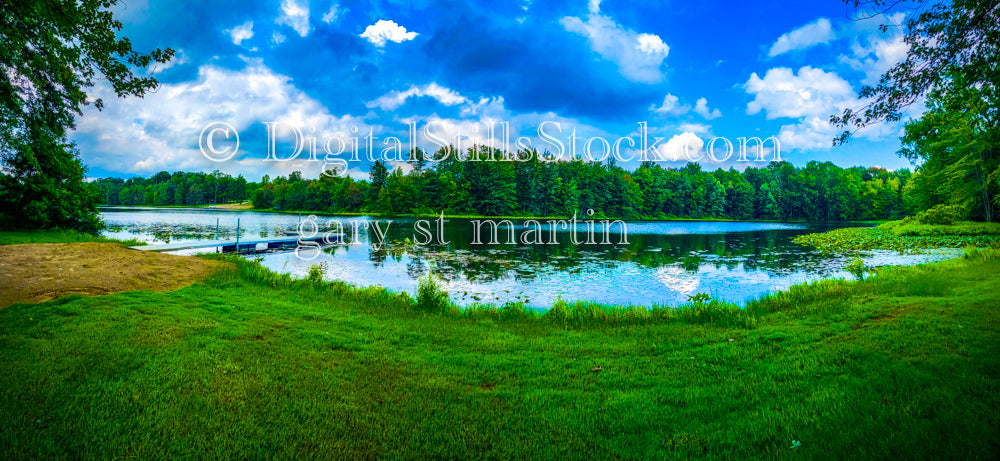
xmin=130 ymin=234 xmax=341 ymax=253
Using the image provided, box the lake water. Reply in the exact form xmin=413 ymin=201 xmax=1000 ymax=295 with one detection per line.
xmin=100 ymin=207 xmax=962 ymax=308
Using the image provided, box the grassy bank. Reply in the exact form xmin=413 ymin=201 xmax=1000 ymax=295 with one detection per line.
xmin=1 ymin=246 xmax=998 ymax=458
xmin=879 ymin=219 xmax=1000 ymax=236
xmin=0 ymin=230 xmax=144 ymax=246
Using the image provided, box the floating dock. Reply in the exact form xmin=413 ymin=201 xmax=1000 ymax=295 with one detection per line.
xmin=130 ymin=234 xmax=342 ymax=253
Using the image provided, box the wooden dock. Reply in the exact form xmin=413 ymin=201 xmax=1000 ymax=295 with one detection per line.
xmin=130 ymin=234 xmax=342 ymax=253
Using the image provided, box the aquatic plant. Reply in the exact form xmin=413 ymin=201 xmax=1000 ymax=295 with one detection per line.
xmin=793 ymin=223 xmax=1000 ymax=254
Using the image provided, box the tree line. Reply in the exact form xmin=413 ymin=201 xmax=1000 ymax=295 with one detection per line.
xmin=243 ymin=149 xmax=912 ymax=221
xmin=89 ymin=171 xmax=252 ymax=207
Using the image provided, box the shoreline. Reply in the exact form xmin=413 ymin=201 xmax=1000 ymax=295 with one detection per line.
xmin=98 ymin=205 xmax=885 ymax=225
xmin=0 ymin=223 xmax=989 ymax=312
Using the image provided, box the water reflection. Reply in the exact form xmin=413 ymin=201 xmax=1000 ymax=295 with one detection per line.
xmin=100 ymin=208 xmax=961 ymax=308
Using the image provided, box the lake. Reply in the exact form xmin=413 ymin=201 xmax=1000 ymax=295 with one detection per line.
xmin=99 ymin=207 xmax=961 ymax=308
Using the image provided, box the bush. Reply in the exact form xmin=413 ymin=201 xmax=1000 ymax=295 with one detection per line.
xmin=417 ymin=272 xmax=451 ymax=314
xmin=544 ymin=296 xmax=569 ymax=323
xmin=844 ymin=258 xmax=869 ymax=281
xmin=307 ymin=263 xmax=327 ymax=284
xmin=909 ymin=204 xmax=967 ymax=225
xmin=963 ymin=245 xmax=983 ymax=260
xmin=687 ymin=293 xmax=712 ymax=303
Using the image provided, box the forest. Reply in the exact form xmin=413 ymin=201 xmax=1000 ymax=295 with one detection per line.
xmin=90 ymin=171 xmax=251 ymax=208
xmin=89 ymin=151 xmax=916 ymax=222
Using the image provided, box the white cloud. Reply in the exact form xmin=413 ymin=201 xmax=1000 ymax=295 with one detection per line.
xmin=366 ymin=83 xmax=468 ymax=111
xmin=560 ymin=1 xmax=669 ymax=83
xmin=272 ymin=31 xmax=286 ymax=45
xmin=276 ymin=0 xmax=310 ymax=38
xmin=322 ymin=4 xmax=345 ymax=24
xmin=72 ymin=59 xmax=372 ymax=180
xmin=678 ymin=123 xmax=711 ymax=135
xmin=650 ymin=95 xmax=719 ymax=120
xmin=694 ymin=98 xmax=721 ymax=119
xmin=459 ymin=96 xmax=508 ymax=118
xmin=768 ymin=18 xmax=835 ymax=57
xmin=774 ymin=116 xmax=840 ymax=150
xmin=744 ymin=66 xmax=855 ymax=120
xmin=148 ymin=49 xmax=189 ymax=74
xmin=225 ymin=21 xmax=254 ymax=46
xmin=839 ymin=14 xmax=909 ymax=85
xmin=651 ymin=132 xmax=704 ymax=162
xmin=360 ymin=20 xmax=418 ymax=47
xmin=650 ymin=94 xmax=689 ymax=116
xmin=747 ymin=12 xmax=917 ymax=151
xmin=395 ymin=96 xmax=617 ymax=161
xmin=743 ymin=66 xmax=858 ymax=149
xmin=636 ymin=33 xmax=670 ymax=56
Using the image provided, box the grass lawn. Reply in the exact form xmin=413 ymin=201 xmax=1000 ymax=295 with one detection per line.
xmin=0 ymin=243 xmax=998 ymax=458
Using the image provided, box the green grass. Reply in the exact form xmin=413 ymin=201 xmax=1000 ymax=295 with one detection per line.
xmin=879 ymin=219 xmax=1000 ymax=236
xmin=0 ymin=230 xmax=144 ymax=246
xmin=1 ymin=249 xmax=998 ymax=459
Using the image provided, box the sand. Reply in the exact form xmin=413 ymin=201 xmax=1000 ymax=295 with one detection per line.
xmin=0 ymin=243 xmax=223 ymax=308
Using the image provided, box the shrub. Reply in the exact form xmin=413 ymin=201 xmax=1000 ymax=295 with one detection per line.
xmin=909 ymin=204 xmax=967 ymax=225
xmin=963 ymin=245 xmax=983 ymax=260
xmin=687 ymin=293 xmax=712 ymax=303
xmin=307 ymin=263 xmax=327 ymax=284
xmin=545 ymin=296 xmax=569 ymax=323
xmin=417 ymin=272 xmax=451 ymax=314
xmin=844 ymin=258 xmax=869 ymax=281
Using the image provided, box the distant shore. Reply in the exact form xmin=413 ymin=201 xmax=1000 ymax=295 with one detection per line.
xmin=98 ymin=204 xmax=886 ymax=225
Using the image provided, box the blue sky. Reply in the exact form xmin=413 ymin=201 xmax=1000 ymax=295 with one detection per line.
xmin=74 ymin=0 xmax=919 ymax=180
